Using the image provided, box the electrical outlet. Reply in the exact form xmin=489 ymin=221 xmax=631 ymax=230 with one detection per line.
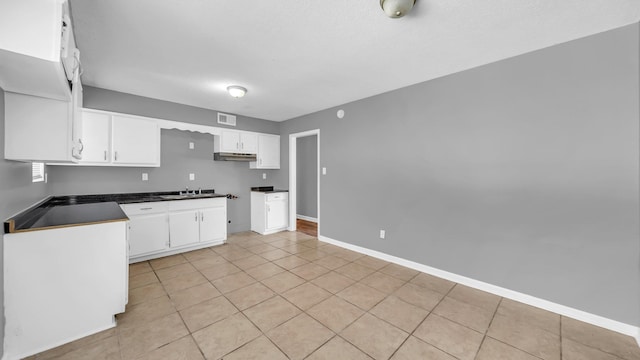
xmin=322 ymin=167 xmax=327 ymax=175
xmin=262 ymin=173 xmax=267 ymax=180
xmin=189 ymin=173 xmax=195 ymax=181
xmin=142 ymin=173 xmax=148 ymax=181
xmin=379 ymin=230 xmax=386 ymax=239
xmin=189 ymin=142 xmax=195 ymax=150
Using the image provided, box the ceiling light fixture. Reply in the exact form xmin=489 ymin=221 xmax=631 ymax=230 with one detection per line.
xmin=227 ymin=85 xmax=247 ymax=98
xmin=380 ymin=0 xmax=416 ymax=18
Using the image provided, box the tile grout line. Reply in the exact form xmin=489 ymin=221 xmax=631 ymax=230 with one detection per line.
xmin=473 ymin=295 xmax=503 ymax=360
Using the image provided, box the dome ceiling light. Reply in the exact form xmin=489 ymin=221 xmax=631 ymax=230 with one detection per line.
xmin=380 ymin=0 xmax=416 ymax=18
xmin=227 ymin=85 xmax=247 ymax=98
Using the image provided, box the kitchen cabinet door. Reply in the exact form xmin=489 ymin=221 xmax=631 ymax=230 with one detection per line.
xmin=112 ymin=115 xmax=160 ymax=166
xmin=266 ymin=199 xmax=288 ymax=231
xmin=128 ymin=213 xmax=169 ymax=257
xmin=251 ymin=134 xmax=280 ymax=169
xmin=81 ymin=110 xmax=110 ymax=163
xmin=199 ymin=207 xmax=227 ymax=243
xmin=169 ymin=210 xmax=200 ymax=248
xmin=239 ymin=132 xmax=258 ymax=154
xmin=219 ymin=130 xmax=241 ymax=152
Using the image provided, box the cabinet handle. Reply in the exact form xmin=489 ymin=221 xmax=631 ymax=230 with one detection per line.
xmin=236 ymin=142 xmax=239 ymax=150
xmin=201 ymin=213 xmax=204 ymax=221
xmin=241 ymin=142 xmax=244 ymax=150
xmin=195 ymin=213 xmax=198 ymax=222
xmin=104 ymin=150 xmax=107 ymax=161
xmin=78 ymin=139 xmax=84 ymax=154
xmin=114 ymin=151 xmax=118 ymax=161
xmin=140 ymin=207 xmax=152 ymax=210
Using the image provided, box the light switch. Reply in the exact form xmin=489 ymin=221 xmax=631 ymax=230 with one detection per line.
xmin=322 ymin=167 xmax=327 ymax=175
xmin=262 ymin=173 xmax=267 ymax=180
xmin=142 ymin=173 xmax=148 ymax=181
xmin=189 ymin=142 xmax=195 ymax=150
xmin=189 ymin=173 xmax=195 ymax=181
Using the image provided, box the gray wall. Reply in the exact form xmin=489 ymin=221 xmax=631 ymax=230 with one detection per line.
xmin=275 ymin=24 xmax=640 ymax=326
xmin=0 ymin=88 xmax=53 ymax=359
xmin=296 ymin=135 xmax=317 ymax=218
xmin=47 ymin=87 xmax=280 ymax=233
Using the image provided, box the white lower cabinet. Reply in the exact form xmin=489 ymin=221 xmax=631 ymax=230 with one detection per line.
xmin=121 ymin=198 xmax=227 ymax=262
xmin=251 ymin=192 xmax=289 ymax=235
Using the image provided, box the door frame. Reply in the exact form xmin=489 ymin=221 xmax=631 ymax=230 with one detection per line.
xmin=288 ymin=129 xmax=320 ymax=234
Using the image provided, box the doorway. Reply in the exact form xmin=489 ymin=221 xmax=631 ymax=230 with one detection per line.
xmin=288 ymin=129 xmax=320 ymax=236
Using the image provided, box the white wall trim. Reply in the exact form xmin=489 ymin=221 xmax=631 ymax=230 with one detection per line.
xmin=318 ymin=235 xmax=640 ymax=339
xmin=288 ymin=129 xmax=320 ymax=234
xmin=296 ymin=214 xmax=318 ymax=223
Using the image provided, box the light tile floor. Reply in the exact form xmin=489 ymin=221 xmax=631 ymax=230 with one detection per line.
xmin=30 ymin=231 xmax=640 ymax=360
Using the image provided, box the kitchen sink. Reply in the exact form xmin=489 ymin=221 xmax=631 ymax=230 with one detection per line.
xmin=159 ymin=193 xmax=220 ymax=200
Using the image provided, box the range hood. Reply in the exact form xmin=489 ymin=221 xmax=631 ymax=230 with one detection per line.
xmin=213 ymin=152 xmax=257 ymax=161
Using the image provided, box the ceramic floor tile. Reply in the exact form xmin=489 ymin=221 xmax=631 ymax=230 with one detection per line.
xmin=261 ymin=271 xmax=306 ymax=293
xmin=260 ymin=249 xmax=292 ymax=261
xmin=189 ymin=254 xmax=228 ymax=271
xmin=117 ymin=295 xmax=176 ymax=330
xmin=149 ymin=254 xmax=187 ymax=270
xmin=243 ymin=295 xmax=302 ymax=332
xmin=410 ymin=273 xmax=456 ymax=295
xmin=379 ymin=263 xmax=419 ymax=282
xmin=370 ymin=296 xmax=429 ymax=333
xmin=128 ymin=282 xmax=166 ymax=306
xmin=199 ymin=261 xmax=242 ymax=281
xmin=273 ymin=255 xmax=310 ymax=270
xmin=282 ymin=282 xmax=332 ymax=310
xmin=476 ymin=337 xmax=541 ymax=360
xmin=335 ymin=262 xmax=377 ymax=281
xmin=244 ymin=262 xmax=286 ymax=281
xmin=332 ymin=248 xmax=365 ymax=261
xmin=267 ymin=313 xmax=334 ymax=360
xmin=307 ymin=296 xmax=364 ymax=332
xmin=226 ymin=281 xmax=275 ymax=310
xmin=181 ymin=248 xmax=217 ymax=262
xmin=192 ymin=313 xmax=261 ymax=360
xmin=136 ymin=335 xmax=204 ymax=360
xmin=433 ymin=296 xmax=494 ymax=333
xmin=129 ymin=261 xmax=153 ymax=277
xmin=306 ymin=336 xmax=372 ymax=360
xmin=169 ymin=281 xmax=221 ymax=310
xmin=118 ymin=313 xmax=189 ymax=360
xmin=413 ymin=314 xmax=484 ymax=360
xmin=447 ymin=284 xmax=501 ymax=312
xmin=353 ymin=255 xmax=390 ymax=270
xmin=313 ymin=255 xmax=350 ymax=270
xmin=221 ymin=249 xmax=254 ymax=261
xmin=211 ymin=271 xmax=257 ymax=293
xmin=497 ymin=298 xmax=560 ymax=335
xmin=52 ymin=336 xmax=121 ymax=360
xmin=393 ymin=282 xmax=444 ymax=311
xmin=390 ymin=336 xmax=457 ymax=360
xmin=297 ymin=249 xmax=329 ymax=262
xmin=232 ymin=254 xmax=269 ymax=270
xmin=341 ymin=313 xmax=409 ymax=360
xmin=337 ymin=282 xmax=386 ymax=310
xmin=154 ymin=262 xmax=197 ymax=282
xmin=487 ymin=314 xmax=560 ymax=360
xmin=245 ymin=243 xmax=279 ymax=255
xmin=223 ymin=335 xmax=288 ymax=360
xmin=289 ymin=262 xmax=331 ymax=280
xmin=360 ymin=272 xmax=406 ymax=294
xmin=561 ymin=316 xmax=640 ymax=360
xmin=561 ymin=337 xmax=624 ymax=360
xmin=280 ymin=243 xmax=313 ymax=255
xmin=179 ymin=295 xmax=239 ymax=332
xmin=129 ymin=271 xmax=159 ymax=290
xmin=161 ymin=271 xmax=209 ymax=294
xmin=311 ymin=271 xmax=356 ymax=294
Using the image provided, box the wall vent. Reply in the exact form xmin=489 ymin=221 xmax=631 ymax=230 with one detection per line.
xmin=217 ymin=112 xmax=237 ymax=126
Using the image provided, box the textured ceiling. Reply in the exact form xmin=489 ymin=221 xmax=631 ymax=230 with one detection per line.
xmin=69 ymin=0 xmax=640 ymax=121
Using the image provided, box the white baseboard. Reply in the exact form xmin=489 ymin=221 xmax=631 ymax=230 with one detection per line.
xmin=296 ymin=215 xmax=318 ymax=223
xmin=318 ymin=235 xmax=639 ymax=339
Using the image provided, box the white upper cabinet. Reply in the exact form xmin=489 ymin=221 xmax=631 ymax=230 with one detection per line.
xmin=77 ymin=109 xmax=160 ymax=167
xmin=250 ymin=134 xmax=280 ymax=169
xmin=0 ymin=0 xmax=79 ymax=101
xmin=112 ymin=115 xmax=160 ymax=166
xmin=215 ymin=130 xmax=258 ymax=154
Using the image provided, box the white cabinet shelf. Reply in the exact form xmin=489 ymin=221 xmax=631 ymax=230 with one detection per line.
xmin=250 ymin=134 xmax=280 ymax=169
xmin=251 ymin=192 xmax=289 ymax=235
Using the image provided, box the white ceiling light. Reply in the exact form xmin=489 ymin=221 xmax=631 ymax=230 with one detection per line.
xmin=380 ymin=0 xmax=416 ymax=18
xmin=227 ymin=85 xmax=247 ymax=98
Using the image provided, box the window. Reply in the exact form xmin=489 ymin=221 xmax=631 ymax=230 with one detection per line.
xmin=32 ymin=162 xmax=45 ymax=183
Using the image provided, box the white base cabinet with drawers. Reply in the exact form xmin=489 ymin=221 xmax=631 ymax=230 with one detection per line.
xmin=251 ymin=192 xmax=289 ymax=235
xmin=121 ymin=198 xmax=227 ymax=263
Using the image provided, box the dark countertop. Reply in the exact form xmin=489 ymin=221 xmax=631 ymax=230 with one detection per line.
xmin=251 ymin=186 xmax=289 ymax=194
xmin=4 ymin=189 xmax=227 ymax=234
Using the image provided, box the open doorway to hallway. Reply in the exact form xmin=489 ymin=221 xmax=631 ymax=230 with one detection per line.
xmin=288 ymin=130 xmax=320 ymax=237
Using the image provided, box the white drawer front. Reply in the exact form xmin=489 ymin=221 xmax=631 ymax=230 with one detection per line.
xmin=121 ymin=202 xmax=168 ymax=215
xmin=266 ymin=193 xmax=288 ymax=201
